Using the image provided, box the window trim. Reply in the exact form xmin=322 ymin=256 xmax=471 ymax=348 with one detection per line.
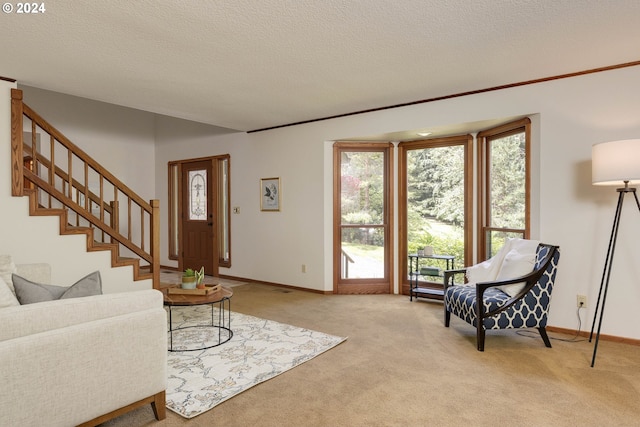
xmin=398 ymin=135 xmax=473 ymax=295
xmin=477 ymin=118 xmax=531 ymax=261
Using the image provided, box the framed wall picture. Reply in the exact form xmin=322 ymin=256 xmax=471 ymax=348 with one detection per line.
xmin=260 ymin=177 xmax=280 ymax=211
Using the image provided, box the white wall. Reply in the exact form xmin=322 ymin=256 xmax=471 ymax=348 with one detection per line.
xmin=5 ymin=64 xmax=640 ymax=340
xmin=18 ymin=86 xmax=157 ymax=199
xmin=153 ymin=115 xmax=241 ymax=271
xmin=154 ymin=65 xmax=640 ymax=340
xmin=0 ymin=82 xmax=151 ymax=293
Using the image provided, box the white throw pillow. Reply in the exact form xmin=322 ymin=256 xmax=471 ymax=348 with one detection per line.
xmin=0 ymin=254 xmax=17 ymax=294
xmin=467 ymin=239 xmax=524 ymax=283
xmin=495 ymin=249 xmax=536 ymax=297
xmin=0 ymin=276 xmax=20 ymax=308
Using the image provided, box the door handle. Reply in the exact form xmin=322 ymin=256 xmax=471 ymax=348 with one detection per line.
xmin=207 ymin=222 xmax=213 ymax=226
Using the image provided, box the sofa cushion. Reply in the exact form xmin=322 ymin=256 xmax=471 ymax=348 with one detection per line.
xmin=12 ymin=271 xmax=102 ymax=305
xmin=15 ymin=263 xmax=51 ymax=286
xmin=0 ymin=255 xmax=17 ymax=294
xmin=0 ymin=276 xmax=20 ymax=308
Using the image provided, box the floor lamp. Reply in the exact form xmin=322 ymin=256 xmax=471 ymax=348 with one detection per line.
xmin=590 ymin=138 xmax=640 ymax=367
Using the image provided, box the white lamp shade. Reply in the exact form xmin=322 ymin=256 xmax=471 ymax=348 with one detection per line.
xmin=592 ymin=139 xmax=640 ymax=186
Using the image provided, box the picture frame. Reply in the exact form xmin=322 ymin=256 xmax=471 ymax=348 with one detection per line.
xmin=260 ymin=177 xmax=281 ymax=211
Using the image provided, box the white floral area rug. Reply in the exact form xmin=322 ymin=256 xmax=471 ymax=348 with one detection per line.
xmin=165 ymin=305 xmax=347 ymax=419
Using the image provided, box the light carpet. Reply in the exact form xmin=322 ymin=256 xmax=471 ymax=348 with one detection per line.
xmin=166 ymin=305 xmax=347 ymax=419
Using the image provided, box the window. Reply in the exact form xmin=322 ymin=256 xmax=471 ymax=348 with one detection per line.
xmin=477 ymin=118 xmax=531 ymax=260
xmin=188 ymin=169 xmax=207 ymax=220
xmin=217 ymin=157 xmax=230 ymax=265
xmin=168 ymin=163 xmax=179 ymax=259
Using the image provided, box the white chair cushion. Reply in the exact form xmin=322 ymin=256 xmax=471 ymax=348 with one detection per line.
xmin=496 ymin=248 xmax=537 ymax=297
xmin=466 ymin=238 xmax=538 ymax=287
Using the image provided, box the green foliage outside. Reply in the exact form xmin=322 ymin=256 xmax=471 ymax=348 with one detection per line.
xmin=488 ymin=134 xmax=526 ymax=229
xmin=339 ymin=134 xmax=525 ymax=274
xmin=407 ymin=145 xmax=465 ymax=263
xmin=342 ymin=241 xmax=385 ymax=261
xmin=341 ymin=151 xmax=385 ymax=246
xmin=406 ymin=134 xmax=525 ymax=264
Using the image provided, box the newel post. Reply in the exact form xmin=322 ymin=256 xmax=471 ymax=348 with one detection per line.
xmin=10 ymin=88 xmax=23 ymax=196
xmin=150 ymin=199 xmax=161 ymax=289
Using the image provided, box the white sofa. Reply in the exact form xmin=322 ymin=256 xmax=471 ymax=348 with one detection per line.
xmin=0 ymin=262 xmax=167 ymax=427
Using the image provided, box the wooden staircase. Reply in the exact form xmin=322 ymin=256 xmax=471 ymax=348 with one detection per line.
xmin=10 ymin=89 xmax=160 ymax=288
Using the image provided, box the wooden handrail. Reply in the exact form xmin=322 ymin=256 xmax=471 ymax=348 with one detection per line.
xmin=24 ymin=168 xmax=153 ymax=262
xmin=20 ymin=102 xmax=154 ymax=213
xmin=341 ymin=249 xmax=354 ymax=279
xmin=24 ymin=147 xmax=114 ymax=216
xmin=10 ymin=88 xmax=160 ymax=289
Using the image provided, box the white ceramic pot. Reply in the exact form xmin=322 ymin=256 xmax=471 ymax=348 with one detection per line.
xmin=181 ymin=276 xmax=197 ymax=289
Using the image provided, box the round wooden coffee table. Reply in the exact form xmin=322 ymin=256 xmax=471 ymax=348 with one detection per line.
xmin=162 ymin=286 xmax=233 ymax=352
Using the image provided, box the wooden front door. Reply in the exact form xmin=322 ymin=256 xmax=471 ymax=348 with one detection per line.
xmin=181 ymin=160 xmax=218 ymax=275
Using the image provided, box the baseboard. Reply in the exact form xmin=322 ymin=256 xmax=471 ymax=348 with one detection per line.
xmin=159 ymin=265 xmax=332 ymax=295
xmin=218 ymin=273 xmax=332 ymax=295
xmin=546 ymin=326 xmax=640 ymax=346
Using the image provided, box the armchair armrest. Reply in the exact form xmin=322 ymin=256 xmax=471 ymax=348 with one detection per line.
xmin=443 ymin=268 xmax=467 ymax=289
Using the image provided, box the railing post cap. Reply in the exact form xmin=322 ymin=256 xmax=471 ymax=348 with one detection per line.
xmin=11 ymin=88 xmax=23 ymax=99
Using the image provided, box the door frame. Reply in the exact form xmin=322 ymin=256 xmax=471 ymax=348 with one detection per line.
xmin=170 ymin=157 xmax=220 ymax=276
xmin=180 ymin=159 xmax=218 ymax=276
xmin=332 ymin=142 xmax=394 ymax=294
xmin=398 ymin=135 xmax=473 ymax=296
xmin=169 ymin=154 xmax=232 ymax=272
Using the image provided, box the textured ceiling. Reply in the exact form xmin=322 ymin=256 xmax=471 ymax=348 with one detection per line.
xmin=2 ymin=0 xmax=640 ymax=132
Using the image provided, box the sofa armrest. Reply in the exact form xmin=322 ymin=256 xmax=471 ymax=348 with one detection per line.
xmin=0 ymin=289 xmax=163 ymax=342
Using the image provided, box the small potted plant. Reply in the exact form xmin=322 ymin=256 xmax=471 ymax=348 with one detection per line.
xmin=195 ymin=267 xmax=205 ymax=289
xmin=181 ymin=268 xmax=197 ymax=289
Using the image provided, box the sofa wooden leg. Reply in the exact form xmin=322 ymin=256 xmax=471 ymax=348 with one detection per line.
xmin=77 ymin=391 xmax=167 ymax=426
xmin=151 ymin=390 xmax=166 ymax=421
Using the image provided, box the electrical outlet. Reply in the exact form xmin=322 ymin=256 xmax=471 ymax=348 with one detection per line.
xmin=301 ymin=264 xmax=306 ymax=273
xmin=577 ymin=294 xmax=587 ymax=308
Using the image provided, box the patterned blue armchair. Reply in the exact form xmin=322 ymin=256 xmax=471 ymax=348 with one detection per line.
xmin=443 ymin=243 xmax=560 ymax=351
